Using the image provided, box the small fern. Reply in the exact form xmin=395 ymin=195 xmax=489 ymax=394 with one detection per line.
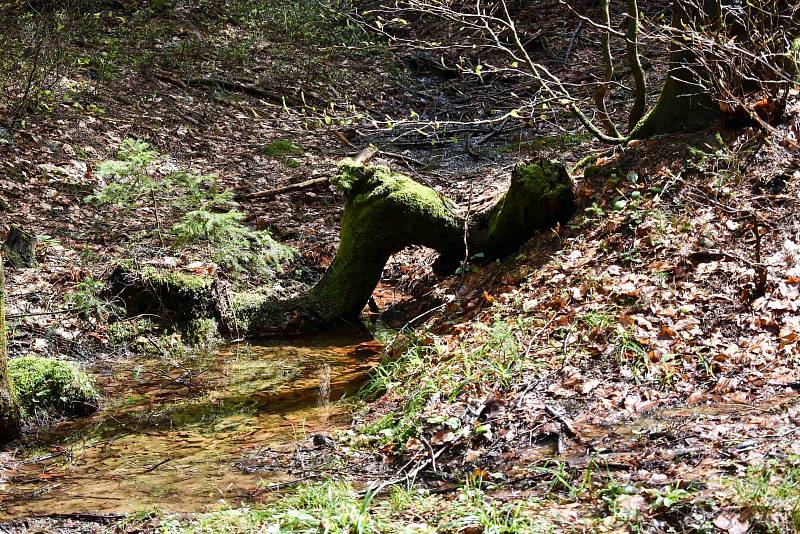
xmin=88 ymin=139 xmax=295 ymax=280
xmin=172 ymin=209 xmax=294 ymax=277
xmin=87 ymin=138 xmax=160 ymax=207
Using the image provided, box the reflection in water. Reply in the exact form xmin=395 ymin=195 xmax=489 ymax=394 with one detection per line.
xmin=0 ymin=330 xmax=379 ymax=519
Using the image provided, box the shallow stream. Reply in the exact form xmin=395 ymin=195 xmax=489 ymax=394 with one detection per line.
xmin=0 ymin=329 xmax=380 ymax=519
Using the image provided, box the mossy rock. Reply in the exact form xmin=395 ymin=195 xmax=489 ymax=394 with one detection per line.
xmin=140 ymin=266 xmax=213 ymax=296
xmin=9 ymin=356 xmax=100 ymax=419
xmin=179 ymin=318 xmax=219 ymax=345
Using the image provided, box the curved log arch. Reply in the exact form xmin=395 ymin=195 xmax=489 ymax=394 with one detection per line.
xmin=109 ymin=158 xmax=575 ymax=337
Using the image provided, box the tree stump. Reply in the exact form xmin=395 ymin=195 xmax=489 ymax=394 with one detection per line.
xmin=3 ymin=226 xmax=37 ymax=268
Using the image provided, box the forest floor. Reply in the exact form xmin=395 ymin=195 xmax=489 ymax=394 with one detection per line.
xmin=1 ymin=0 xmax=800 ymax=532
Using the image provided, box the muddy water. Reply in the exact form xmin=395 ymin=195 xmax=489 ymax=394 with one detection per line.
xmin=0 ymin=330 xmax=380 ymax=519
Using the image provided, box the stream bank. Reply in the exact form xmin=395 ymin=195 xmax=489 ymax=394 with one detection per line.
xmin=0 ymin=329 xmax=382 ymax=519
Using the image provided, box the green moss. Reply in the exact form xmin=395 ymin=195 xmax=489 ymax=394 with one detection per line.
xmin=351 ymin=165 xmax=456 ymax=221
xmin=140 ymin=267 xmax=212 ymax=296
xmin=9 ymin=356 xmax=100 ymax=419
xmin=331 ymin=158 xmax=369 ymax=193
xmin=284 ymin=158 xmax=302 ymax=168
xmin=108 ymin=318 xmax=156 ymax=347
xmin=261 ymin=139 xmax=304 ymax=158
xmin=180 ymin=318 xmax=219 ymax=346
xmin=333 ymin=159 xmax=455 ymax=222
xmin=512 ymin=160 xmax=574 ymax=201
xmin=228 ymin=291 xmax=270 ymax=332
xmin=478 ymin=160 xmax=574 ymax=254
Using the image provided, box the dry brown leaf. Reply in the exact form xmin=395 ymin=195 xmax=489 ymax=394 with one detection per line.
xmin=713 ymin=513 xmax=749 ymax=534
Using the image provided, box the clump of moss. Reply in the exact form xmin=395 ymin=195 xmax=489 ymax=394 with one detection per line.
xmin=9 ymin=356 xmax=100 ymax=419
xmin=140 ymin=267 xmax=213 ymax=297
xmin=108 ymin=317 xmax=156 ymax=347
xmin=180 ymin=318 xmax=219 ymax=346
xmin=333 ymin=158 xmax=457 ymax=222
xmin=330 ymin=157 xmax=369 ymax=193
xmin=511 ymin=160 xmax=574 ymax=203
xmin=261 ymin=139 xmax=304 ymax=158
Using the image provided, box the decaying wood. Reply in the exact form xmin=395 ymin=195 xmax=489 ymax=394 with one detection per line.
xmin=244 ymin=176 xmax=332 ymax=200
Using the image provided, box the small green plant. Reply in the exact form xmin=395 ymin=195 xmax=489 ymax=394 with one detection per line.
xmin=108 ymin=317 xmax=156 ymax=347
xmin=113 ymin=507 xmax=164 ymax=531
xmin=171 ymin=209 xmax=294 ymax=277
xmin=87 ymin=139 xmax=159 ymax=207
xmin=599 ymin=479 xmax=644 ymax=525
xmin=651 ymin=271 xmax=670 ymax=286
xmin=582 ymin=311 xmax=613 ymax=330
xmin=9 ymin=356 xmax=100 ymax=419
xmin=88 ymin=139 xmax=294 ymax=279
xmin=725 ymin=459 xmax=800 ymax=532
xmin=66 ymin=277 xmax=121 ymax=322
xmin=360 ymin=317 xmax=539 ymax=449
xmin=584 ymin=202 xmax=606 ymax=219
xmin=648 ymin=483 xmax=692 ymax=510
xmin=614 ymin=328 xmax=651 ymax=381
xmin=186 ymin=480 xmax=386 ymax=533
xmin=532 ymin=460 xmax=588 ymax=498
xmin=686 ymin=132 xmax=753 ymax=192
xmin=439 ymin=482 xmax=546 ymax=532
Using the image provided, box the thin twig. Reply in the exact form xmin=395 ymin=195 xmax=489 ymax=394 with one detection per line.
xmin=136 ymin=457 xmax=173 ymax=475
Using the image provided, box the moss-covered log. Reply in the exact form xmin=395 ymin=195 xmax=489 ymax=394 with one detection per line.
xmin=0 ymin=254 xmax=21 ymax=442
xmin=110 ymin=158 xmax=574 ymax=337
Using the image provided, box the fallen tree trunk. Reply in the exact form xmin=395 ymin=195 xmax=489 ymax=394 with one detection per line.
xmin=109 ymin=158 xmax=574 ymax=337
